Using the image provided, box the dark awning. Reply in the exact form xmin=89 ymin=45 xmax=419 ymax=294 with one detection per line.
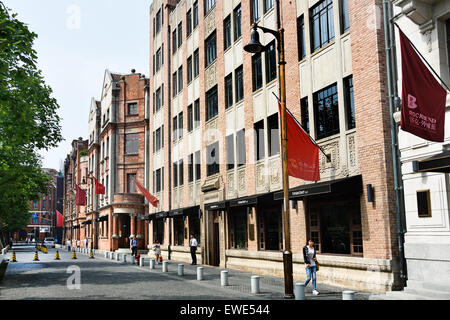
xmin=95 ymin=215 xmax=108 ymax=222
xmin=204 ymin=201 xmax=227 ymax=211
xmin=168 ymin=205 xmax=200 ymax=217
xmin=413 ymin=150 xmax=450 ymax=173
xmin=148 ymin=212 xmax=168 ymax=220
xmin=229 ymin=196 xmax=257 ymax=207
xmin=274 ymin=175 xmax=363 ymax=200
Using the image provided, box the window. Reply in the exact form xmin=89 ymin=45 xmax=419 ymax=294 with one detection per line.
xmin=252 ymin=53 xmax=263 ymax=91
xmin=155 ymin=47 xmax=162 ymax=72
xmin=155 ymin=9 xmax=162 ymax=34
xmin=128 ymin=103 xmax=137 ymax=115
xmin=154 ymin=168 xmax=162 ymax=193
xmin=344 ymin=76 xmax=355 ymax=130
xmin=264 ymin=0 xmax=274 ymax=13
xmin=188 ymin=104 xmax=193 ymax=132
xmin=194 ymin=99 xmax=200 ymax=128
xmin=206 ymin=86 xmax=218 ymax=121
xmin=195 ymin=150 xmax=201 ymax=180
xmin=206 ymin=141 xmax=219 ymax=176
xmin=193 ymin=1 xmax=199 ymax=28
xmin=178 ymin=111 xmax=183 ymax=139
xmin=341 ymin=0 xmax=350 ymax=33
xmin=154 ymin=220 xmax=165 ymax=244
xmin=235 ymin=65 xmax=244 ymax=102
xmin=177 ymin=22 xmax=183 ymax=48
xmin=187 ymin=56 xmax=193 ymax=83
xmin=173 ymin=71 xmax=178 ymax=97
xmin=310 ymin=0 xmax=335 ymax=52
xmin=229 ymin=208 xmax=248 ymax=249
xmin=155 ymin=127 xmax=162 ymax=151
xmin=173 ymin=116 xmax=178 ymax=141
xmin=236 ymin=129 xmax=246 ymax=167
xmin=224 ymin=15 xmax=232 ymax=50
xmin=251 ymin=0 xmax=261 ymax=23
xmin=225 ymin=73 xmax=233 ymax=108
xmin=265 ymin=41 xmax=277 ymax=83
xmin=178 ymin=66 xmax=183 ymax=92
xmin=193 ymin=49 xmax=199 ymax=78
xmin=301 ymin=97 xmax=309 ymax=134
xmin=189 ymin=215 xmax=201 ymax=245
xmin=188 ymin=153 xmax=194 ymax=183
xmin=297 ymin=15 xmax=306 ymax=60
xmin=173 ymin=161 xmax=178 ymax=187
xmin=233 ymin=5 xmax=241 ymax=41
xmin=125 ymin=134 xmax=138 ymax=154
xmin=187 ymin=9 xmax=192 ymax=36
xmin=155 ymin=86 xmax=163 ymax=112
xmin=205 ymin=31 xmax=217 ymax=67
xmin=179 ymin=159 xmax=184 ymax=186
xmin=314 ymin=83 xmax=340 ymax=139
xmin=254 ymin=120 xmax=265 ymax=161
xmin=204 ymin=0 xmax=216 ymax=15
xmin=172 ymin=29 xmax=177 ymax=54
xmin=127 ymin=174 xmax=137 ymax=193
xmin=174 ymin=217 xmax=185 ymax=246
xmin=226 ymin=134 xmax=235 ymax=170
xmin=258 ymin=205 xmax=282 ymax=251
xmin=267 ymin=113 xmax=280 ymax=156
xmin=417 ymin=190 xmax=432 ymax=217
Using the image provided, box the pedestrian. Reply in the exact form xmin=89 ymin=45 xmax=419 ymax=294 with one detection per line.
xmin=152 ymin=240 xmax=161 ymax=265
xmin=130 ymin=236 xmax=138 ymax=258
xmin=77 ymin=239 xmax=80 ymax=249
xmin=66 ymin=239 xmax=71 ymax=251
xmin=189 ymin=234 xmax=198 ymax=265
xmin=303 ymin=239 xmax=319 ymax=295
xmin=84 ymin=237 xmax=88 ymax=249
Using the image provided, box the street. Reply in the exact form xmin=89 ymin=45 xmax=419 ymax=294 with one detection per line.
xmin=0 ymin=244 xmax=370 ymax=300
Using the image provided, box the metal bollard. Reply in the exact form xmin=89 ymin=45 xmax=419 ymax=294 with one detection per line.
xmin=149 ymin=259 xmax=155 ymax=269
xmin=122 ymin=255 xmax=127 ymax=263
xmin=251 ymin=276 xmax=260 ymax=294
xmin=131 ymin=255 xmax=135 ymax=265
xmin=221 ymin=270 xmax=229 ymax=286
xmin=178 ymin=264 xmax=184 ymax=276
xmin=110 ymin=252 xmax=115 ymax=260
xmin=105 ymin=252 xmax=109 ymax=259
xmin=342 ymin=291 xmax=356 ymax=300
xmin=116 ymin=253 xmax=120 ymax=261
xmin=139 ymin=257 xmax=144 ymax=267
xmin=162 ymin=261 xmax=168 ymax=272
xmin=197 ymin=267 xmax=204 ymax=281
xmin=294 ymin=282 xmax=306 ymax=300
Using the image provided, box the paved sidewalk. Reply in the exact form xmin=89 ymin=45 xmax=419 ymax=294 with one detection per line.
xmin=0 ymin=245 xmax=370 ymax=300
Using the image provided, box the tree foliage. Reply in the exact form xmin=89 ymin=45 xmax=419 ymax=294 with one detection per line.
xmin=0 ymin=2 xmax=63 ymax=233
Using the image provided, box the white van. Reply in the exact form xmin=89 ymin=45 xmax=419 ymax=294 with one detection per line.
xmin=43 ymin=237 xmax=55 ymax=248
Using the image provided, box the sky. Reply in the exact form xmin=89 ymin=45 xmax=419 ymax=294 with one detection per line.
xmin=3 ymin=0 xmax=152 ymax=171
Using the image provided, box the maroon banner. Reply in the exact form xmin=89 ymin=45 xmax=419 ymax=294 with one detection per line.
xmin=399 ymin=27 xmax=447 ymax=142
xmin=278 ymin=101 xmax=320 ymax=182
xmin=56 ymin=210 xmax=64 ymax=227
xmin=75 ymin=184 xmax=86 ymax=206
xmin=92 ymin=176 xmax=105 ymax=195
xmin=133 ymin=179 xmax=159 ymax=208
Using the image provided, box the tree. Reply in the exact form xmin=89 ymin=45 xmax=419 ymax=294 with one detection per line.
xmin=0 ymin=2 xmax=63 ymax=240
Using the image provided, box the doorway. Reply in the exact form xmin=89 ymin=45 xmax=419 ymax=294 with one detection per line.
xmin=119 ymin=215 xmax=130 ymax=248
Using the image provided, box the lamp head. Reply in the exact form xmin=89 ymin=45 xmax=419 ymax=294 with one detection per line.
xmin=244 ymin=26 xmax=265 ymax=54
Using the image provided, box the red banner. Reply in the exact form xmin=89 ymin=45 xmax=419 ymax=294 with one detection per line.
xmin=278 ymin=101 xmax=320 ymax=182
xmin=133 ymin=179 xmax=159 ymax=208
xmin=56 ymin=210 xmax=64 ymax=227
xmin=75 ymin=184 xmax=86 ymax=206
xmin=92 ymin=176 xmax=105 ymax=195
xmin=399 ymin=28 xmax=447 ymax=142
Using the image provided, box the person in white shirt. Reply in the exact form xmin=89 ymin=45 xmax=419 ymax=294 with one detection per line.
xmin=152 ymin=240 xmax=161 ymax=265
xmin=189 ymin=234 xmax=198 ymax=265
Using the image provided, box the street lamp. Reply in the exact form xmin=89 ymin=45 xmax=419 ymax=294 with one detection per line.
xmin=244 ymin=0 xmax=293 ymax=299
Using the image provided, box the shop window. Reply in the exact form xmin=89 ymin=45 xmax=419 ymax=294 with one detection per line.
xmin=189 ymin=215 xmax=201 ymax=246
xmin=258 ymin=205 xmax=282 ymax=251
xmin=417 ymin=190 xmax=431 ymax=217
xmin=174 ymin=216 xmax=185 ymax=246
xmin=229 ymin=208 xmax=248 ymax=249
xmin=154 ymin=220 xmax=165 ymax=244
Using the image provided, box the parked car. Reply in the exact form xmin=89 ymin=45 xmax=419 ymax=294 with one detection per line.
xmin=43 ymin=237 xmax=55 ymax=248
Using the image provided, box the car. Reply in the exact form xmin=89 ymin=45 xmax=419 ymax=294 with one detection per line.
xmin=43 ymin=237 xmax=55 ymax=248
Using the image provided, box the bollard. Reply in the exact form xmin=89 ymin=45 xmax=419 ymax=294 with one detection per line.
xmin=105 ymin=252 xmax=109 ymax=259
xmin=110 ymin=252 xmax=115 ymax=260
xmin=221 ymin=270 xmax=229 ymax=286
xmin=131 ymin=255 xmax=135 ymax=265
xmin=149 ymin=259 xmax=155 ymax=269
xmin=139 ymin=257 xmax=144 ymax=267
xmin=294 ymin=282 xmax=306 ymax=300
xmin=1 ymin=248 xmax=6 ymax=255
xmin=122 ymin=254 xmax=127 ymax=263
xmin=197 ymin=267 xmax=204 ymax=281
xmin=178 ymin=264 xmax=184 ymax=276
xmin=251 ymin=276 xmax=260 ymax=294
xmin=342 ymin=291 xmax=356 ymax=300
xmin=116 ymin=253 xmax=120 ymax=261
xmin=162 ymin=261 xmax=168 ymax=272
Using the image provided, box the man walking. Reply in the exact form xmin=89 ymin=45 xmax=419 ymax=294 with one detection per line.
xmin=130 ymin=236 xmax=138 ymax=258
xmin=189 ymin=234 xmax=198 ymax=265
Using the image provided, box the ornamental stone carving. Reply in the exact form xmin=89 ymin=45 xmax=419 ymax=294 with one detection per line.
xmin=204 ymin=7 xmax=216 ymax=38
xmin=205 ymin=62 xmax=217 ymax=92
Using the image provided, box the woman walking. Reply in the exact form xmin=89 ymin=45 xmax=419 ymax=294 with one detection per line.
xmin=152 ymin=240 xmax=161 ymax=265
xmin=303 ymin=239 xmax=319 ymax=295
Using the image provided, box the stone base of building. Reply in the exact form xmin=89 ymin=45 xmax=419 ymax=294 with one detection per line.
xmin=224 ymin=250 xmax=401 ymax=293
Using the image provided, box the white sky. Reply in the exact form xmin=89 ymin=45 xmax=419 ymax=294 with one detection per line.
xmin=3 ymin=0 xmax=152 ymax=171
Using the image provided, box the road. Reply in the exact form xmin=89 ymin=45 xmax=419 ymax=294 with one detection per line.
xmin=0 ymin=244 xmax=370 ymax=300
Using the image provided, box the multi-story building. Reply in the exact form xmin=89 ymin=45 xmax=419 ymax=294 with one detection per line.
xmin=147 ymin=0 xmax=403 ymax=293
xmin=63 ymin=138 xmax=89 ymax=248
xmin=393 ymin=0 xmax=450 ymax=295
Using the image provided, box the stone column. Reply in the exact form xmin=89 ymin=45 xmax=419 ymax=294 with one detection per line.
xmin=130 ymin=214 xmax=136 ymax=238
xmin=112 ymin=213 xmax=119 ymax=238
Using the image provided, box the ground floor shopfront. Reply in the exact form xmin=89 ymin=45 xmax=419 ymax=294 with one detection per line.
xmin=144 ymin=175 xmax=402 ymax=293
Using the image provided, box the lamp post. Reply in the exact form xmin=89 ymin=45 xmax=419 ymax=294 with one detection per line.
xmin=244 ymin=0 xmax=293 ymax=299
